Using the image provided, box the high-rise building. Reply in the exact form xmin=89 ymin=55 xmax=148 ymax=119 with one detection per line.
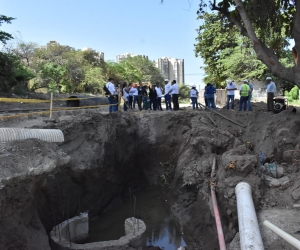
xmin=116 ymin=53 xmax=148 ymax=63
xmin=156 ymin=57 xmax=185 ymax=84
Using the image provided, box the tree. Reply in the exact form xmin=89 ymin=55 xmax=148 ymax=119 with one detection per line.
xmin=120 ymin=56 xmax=164 ymax=83
xmin=199 ymin=0 xmax=299 ymax=86
xmin=164 ymin=0 xmax=299 ymax=86
xmin=0 ymin=15 xmax=15 ymax=44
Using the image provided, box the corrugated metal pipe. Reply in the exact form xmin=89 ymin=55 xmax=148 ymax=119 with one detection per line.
xmin=210 ymin=157 xmax=226 ymax=250
xmin=263 ymin=220 xmax=300 ymax=249
xmin=66 ymin=95 xmax=109 ymax=107
xmin=235 ymin=182 xmax=264 ymax=250
xmin=0 ymin=128 xmax=64 ymax=142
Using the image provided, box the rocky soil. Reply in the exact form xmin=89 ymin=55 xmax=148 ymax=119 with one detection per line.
xmin=0 ymin=104 xmax=300 ymax=250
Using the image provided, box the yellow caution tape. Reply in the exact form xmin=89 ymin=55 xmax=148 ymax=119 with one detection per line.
xmin=0 ymin=101 xmax=121 ymax=119
xmin=0 ymin=98 xmax=50 ymax=103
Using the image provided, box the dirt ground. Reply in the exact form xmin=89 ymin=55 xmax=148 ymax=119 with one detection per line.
xmin=0 ymin=95 xmax=300 ymax=250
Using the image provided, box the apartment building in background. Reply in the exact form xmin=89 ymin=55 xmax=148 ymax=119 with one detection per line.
xmin=116 ymin=53 xmax=148 ymax=63
xmin=156 ymin=57 xmax=185 ymax=84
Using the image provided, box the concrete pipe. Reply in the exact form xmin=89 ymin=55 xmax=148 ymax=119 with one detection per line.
xmin=0 ymin=128 xmax=64 ymax=142
xmin=263 ymin=220 xmax=300 ymax=249
xmin=235 ymin=182 xmax=264 ymax=250
xmin=66 ymin=95 xmax=109 ymax=107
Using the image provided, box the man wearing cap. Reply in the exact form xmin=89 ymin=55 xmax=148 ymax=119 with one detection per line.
xmin=239 ymin=80 xmax=250 ymax=111
xmin=266 ymin=77 xmax=276 ymax=111
xmin=164 ymin=79 xmax=172 ymax=110
xmin=190 ymin=85 xmax=198 ymax=110
xmin=225 ymin=80 xmax=237 ymax=110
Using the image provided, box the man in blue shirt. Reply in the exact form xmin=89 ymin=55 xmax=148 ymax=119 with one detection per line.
xmin=266 ymin=77 xmax=276 ymax=111
xmin=206 ymin=83 xmax=216 ymax=109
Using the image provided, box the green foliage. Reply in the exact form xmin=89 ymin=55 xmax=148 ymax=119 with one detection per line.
xmin=0 ymin=15 xmax=15 ymax=44
xmin=285 ymin=86 xmax=299 ymax=101
xmin=0 ymin=52 xmax=35 ymax=92
xmin=195 ymin=13 xmax=294 ymax=89
xmin=2 ymin=41 xmax=164 ymax=94
xmin=179 ymin=84 xmax=190 ymax=99
xmin=120 ymin=56 xmax=164 ymax=83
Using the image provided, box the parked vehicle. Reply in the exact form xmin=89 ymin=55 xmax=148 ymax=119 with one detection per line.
xmin=273 ymin=96 xmax=288 ymax=113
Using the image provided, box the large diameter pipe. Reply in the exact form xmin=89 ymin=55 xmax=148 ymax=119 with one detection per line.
xmin=210 ymin=157 xmax=226 ymax=250
xmin=66 ymin=95 xmax=109 ymax=107
xmin=235 ymin=182 xmax=264 ymax=250
xmin=263 ymin=220 xmax=300 ymax=249
xmin=0 ymin=128 xmax=64 ymax=142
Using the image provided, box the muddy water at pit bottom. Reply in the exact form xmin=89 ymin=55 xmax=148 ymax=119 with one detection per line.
xmin=86 ymin=186 xmax=186 ymax=249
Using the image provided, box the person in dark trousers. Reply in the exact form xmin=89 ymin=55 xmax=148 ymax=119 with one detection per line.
xmin=239 ymin=80 xmax=250 ymax=111
xmin=167 ymin=80 xmax=179 ymax=111
xmin=128 ymin=83 xmax=133 ymax=109
xmin=142 ymin=86 xmax=150 ymax=110
xmin=155 ymin=83 xmax=163 ymax=110
xmin=137 ymin=83 xmax=143 ymax=111
xmin=148 ymin=83 xmax=157 ymax=111
xmin=266 ymin=76 xmax=276 ymax=111
xmin=164 ymin=79 xmax=172 ymax=110
xmin=205 ymin=83 xmax=216 ymax=109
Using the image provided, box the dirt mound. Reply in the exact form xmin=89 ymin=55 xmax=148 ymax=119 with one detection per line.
xmin=0 ymin=108 xmax=299 ymax=249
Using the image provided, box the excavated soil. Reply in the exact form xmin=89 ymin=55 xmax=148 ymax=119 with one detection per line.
xmin=0 ymin=105 xmax=300 ymax=250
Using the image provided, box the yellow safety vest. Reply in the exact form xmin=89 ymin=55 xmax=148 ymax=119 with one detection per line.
xmin=241 ymin=84 xmax=250 ymax=97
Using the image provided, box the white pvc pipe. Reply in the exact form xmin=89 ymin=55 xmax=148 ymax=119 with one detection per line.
xmin=293 ymin=204 xmax=300 ymax=208
xmin=235 ymin=182 xmax=264 ymax=250
xmin=263 ymin=220 xmax=300 ymax=249
xmin=0 ymin=128 xmax=64 ymax=142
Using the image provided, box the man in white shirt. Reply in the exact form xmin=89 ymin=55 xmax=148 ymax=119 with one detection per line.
xmin=225 ymin=80 xmax=237 ymax=110
xmin=106 ymin=78 xmax=118 ymax=113
xmin=155 ymin=84 xmax=163 ymax=110
xmin=167 ymin=80 xmax=179 ymax=111
xmin=190 ymin=85 xmax=198 ymax=110
xmin=266 ymin=76 xmax=276 ymax=111
xmin=164 ymin=79 xmax=172 ymax=110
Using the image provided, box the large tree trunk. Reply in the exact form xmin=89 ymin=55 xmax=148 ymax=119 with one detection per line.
xmin=234 ymin=0 xmax=300 ymax=87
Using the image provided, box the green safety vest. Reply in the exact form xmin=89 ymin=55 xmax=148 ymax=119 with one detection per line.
xmin=241 ymin=84 xmax=250 ymax=97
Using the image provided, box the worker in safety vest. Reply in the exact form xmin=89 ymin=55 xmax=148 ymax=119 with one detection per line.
xmin=239 ymin=80 xmax=250 ymax=111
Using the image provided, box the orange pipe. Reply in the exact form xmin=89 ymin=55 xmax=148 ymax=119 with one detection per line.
xmin=211 ymin=157 xmax=226 ymax=250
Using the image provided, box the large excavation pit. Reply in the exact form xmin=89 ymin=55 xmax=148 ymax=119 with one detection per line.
xmin=1 ymin=109 xmax=300 ymax=250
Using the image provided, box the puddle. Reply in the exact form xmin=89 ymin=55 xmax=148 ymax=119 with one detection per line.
xmin=85 ymin=186 xmax=186 ymax=249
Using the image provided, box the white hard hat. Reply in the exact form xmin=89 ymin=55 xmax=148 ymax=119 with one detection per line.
xmin=226 ymin=80 xmax=232 ymax=84
xmin=243 ymin=79 xmax=249 ymax=83
xmin=164 ymin=79 xmax=169 ymax=82
xmin=192 ymin=84 xmax=196 ymax=88
xmin=266 ymin=77 xmax=272 ymax=80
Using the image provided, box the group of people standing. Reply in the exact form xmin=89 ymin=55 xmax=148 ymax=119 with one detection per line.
xmin=105 ymin=78 xmax=180 ymax=113
xmin=225 ymin=77 xmax=276 ymax=111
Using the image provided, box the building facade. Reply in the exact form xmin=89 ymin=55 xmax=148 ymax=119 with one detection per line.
xmin=156 ymin=57 xmax=185 ymax=84
xmin=116 ymin=53 xmax=148 ymax=63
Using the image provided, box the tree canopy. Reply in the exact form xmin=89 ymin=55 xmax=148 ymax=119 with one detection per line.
xmin=197 ymin=0 xmax=299 ymax=86
xmin=0 ymin=15 xmax=15 ymax=44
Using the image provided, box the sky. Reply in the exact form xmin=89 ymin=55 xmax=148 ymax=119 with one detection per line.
xmin=1 ymin=0 xmax=206 ymax=87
